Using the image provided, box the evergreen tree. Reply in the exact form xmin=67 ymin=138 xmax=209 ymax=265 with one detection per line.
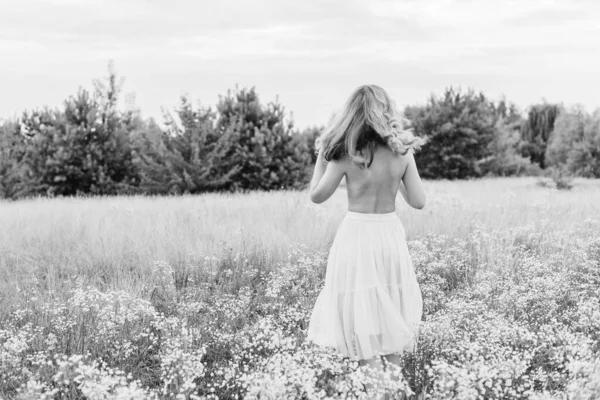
xmin=0 ymin=119 xmax=25 ymax=199
xmin=134 ymin=98 xmax=240 ymax=194
xmin=215 ymin=88 xmax=311 ymax=190
xmin=12 ymin=66 xmax=139 ymax=198
xmin=301 ymin=126 xmax=324 ymax=164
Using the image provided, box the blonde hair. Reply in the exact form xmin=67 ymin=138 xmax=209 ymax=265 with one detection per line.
xmin=315 ymin=84 xmax=425 ymax=167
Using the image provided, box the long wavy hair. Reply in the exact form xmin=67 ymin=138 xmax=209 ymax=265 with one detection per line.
xmin=315 ymin=85 xmax=426 ymax=168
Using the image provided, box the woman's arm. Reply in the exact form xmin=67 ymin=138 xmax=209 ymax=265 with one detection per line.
xmin=398 ymin=181 xmax=410 ymax=204
xmin=310 ymin=151 xmax=327 ymax=194
xmin=400 ymin=151 xmax=426 ymax=209
xmin=309 ymin=152 xmax=346 ymax=204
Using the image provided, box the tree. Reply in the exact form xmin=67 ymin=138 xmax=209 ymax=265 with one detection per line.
xmin=477 ymin=100 xmax=539 ymax=177
xmin=134 ymin=97 xmax=240 ymax=194
xmin=12 ymin=66 xmax=139 ymax=198
xmin=519 ymin=103 xmax=560 ymax=168
xmin=545 ymin=105 xmax=585 ymax=168
xmin=480 ymin=117 xmax=539 ymax=177
xmin=215 ymin=87 xmax=312 ymax=190
xmin=301 ymin=126 xmax=323 ymax=164
xmin=0 ymin=119 xmax=26 ymax=199
xmin=404 ymin=87 xmax=497 ymax=179
xmin=546 ymin=106 xmax=600 ymax=178
xmin=568 ymin=110 xmax=600 ymax=177
xmin=135 ymin=87 xmax=312 ymax=193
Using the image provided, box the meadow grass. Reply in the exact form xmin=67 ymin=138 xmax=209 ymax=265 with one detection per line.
xmin=1 ymin=177 xmax=599 ymax=399
xmin=2 ymin=177 xmax=598 ymax=307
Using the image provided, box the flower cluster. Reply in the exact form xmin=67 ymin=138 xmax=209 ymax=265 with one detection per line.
xmin=1 ymin=223 xmax=599 ymax=399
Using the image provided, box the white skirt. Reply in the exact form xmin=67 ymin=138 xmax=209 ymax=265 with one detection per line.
xmin=306 ymin=211 xmax=423 ymax=360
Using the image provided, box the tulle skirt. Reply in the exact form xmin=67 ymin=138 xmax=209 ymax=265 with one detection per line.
xmin=306 ymin=211 xmax=423 ymax=360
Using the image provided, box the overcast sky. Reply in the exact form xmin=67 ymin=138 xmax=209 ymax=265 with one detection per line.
xmin=1 ymin=0 xmax=599 ymax=129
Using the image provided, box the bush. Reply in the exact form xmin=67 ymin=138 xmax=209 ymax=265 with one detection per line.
xmin=536 ymin=166 xmax=574 ymax=190
xmin=551 ymin=167 xmax=574 ymax=190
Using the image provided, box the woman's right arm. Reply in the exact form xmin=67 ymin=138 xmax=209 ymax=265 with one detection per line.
xmin=309 ymin=151 xmax=346 ymax=204
xmin=400 ymin=152 xmax=426 ymax=209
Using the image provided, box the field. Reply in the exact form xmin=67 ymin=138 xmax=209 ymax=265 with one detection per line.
xmin=1 ymin=177 xmax=600 ymax=399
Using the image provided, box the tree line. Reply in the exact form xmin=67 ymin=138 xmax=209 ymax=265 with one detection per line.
xmin=0 ymin=67 xmax=598 ymax=199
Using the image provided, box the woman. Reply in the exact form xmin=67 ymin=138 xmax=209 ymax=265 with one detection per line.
xmin=306 ymin=84 xmax=426 ymax=396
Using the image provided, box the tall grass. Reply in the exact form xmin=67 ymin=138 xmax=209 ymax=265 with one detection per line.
xmin=1 ymin=178 xmax=598 ymax=309
xmin=1 ymin=177 xmax=599 ymax=399
xmin=2 ymin=178 xmax=598 ymax=305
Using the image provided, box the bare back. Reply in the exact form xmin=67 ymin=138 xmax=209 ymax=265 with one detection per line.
xmin=344 ymin=145 xmax=408 ymax=214
xmin=309 ymin=143 xmax=425 ymax=210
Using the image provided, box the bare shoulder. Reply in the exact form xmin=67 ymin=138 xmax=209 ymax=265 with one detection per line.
xmin=328 ymin=155 xmax=351 ymax=171
xmin=392 ymin=149 xmax=415 ymax=175
xmin=397 ymin=148 xmax=415 ymax=162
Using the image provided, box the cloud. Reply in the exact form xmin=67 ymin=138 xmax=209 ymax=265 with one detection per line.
xmin=0 ymin=0 xmax=599 ymax=127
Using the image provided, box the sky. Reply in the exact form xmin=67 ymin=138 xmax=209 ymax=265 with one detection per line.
xmin=1 ymin=0 xmax=599 ymax=129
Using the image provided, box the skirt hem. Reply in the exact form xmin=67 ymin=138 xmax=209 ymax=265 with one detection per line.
xmin=305 ymin=334 xmax=418 ymax=361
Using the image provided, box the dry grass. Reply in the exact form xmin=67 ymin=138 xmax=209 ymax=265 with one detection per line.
xmin=1 ymin=177 xmax=599 ymax=312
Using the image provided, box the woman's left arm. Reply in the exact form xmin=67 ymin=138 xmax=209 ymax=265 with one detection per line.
xmin=309 ymin=152 xmax=345 ymax=204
